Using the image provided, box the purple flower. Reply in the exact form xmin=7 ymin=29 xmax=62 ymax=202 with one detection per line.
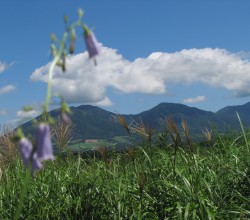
xmin=18 ymin=138 xmax=32 ymax=166
xmin=84 ymin=30 xmax=100 ymax=58
xmin=61 ymin=112 xmax=71 ymax=124
xmin=31 ymin=152 xmax=42 ymax=176
xmin=18 ymin=138 xmax=43 ymax=175
xmin=36 ymin=123 xmax=55 ymax=161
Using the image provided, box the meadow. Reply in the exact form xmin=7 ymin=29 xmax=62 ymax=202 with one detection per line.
xmin=0 ymin=8 xmax=249 ymax=220
xmin=66 ymin=135 xmax=130 ymax=152
xmin=0 ymin=116 xmax=249 ymax=219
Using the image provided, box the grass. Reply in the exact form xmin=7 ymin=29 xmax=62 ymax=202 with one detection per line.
xmin=0 ymin=119 xmax=249 ymax=219
xmin=67 ymin=139 xmax=115 ymax=152
xmin=67 ymin=136 xmax=131 ymax=152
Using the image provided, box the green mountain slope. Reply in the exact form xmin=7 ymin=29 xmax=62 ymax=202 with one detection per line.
xmin=134 ymin=103 xmax=225 ymax=133
xmin=21 ymin=102 xmax=250 ymax=140
xmin=216 ymin=102 xmax=250 ymax=129
xmin=21 ymin=105 xmax=127 ymax=140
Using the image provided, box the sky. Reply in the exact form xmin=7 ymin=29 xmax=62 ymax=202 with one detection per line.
xmin=1 ymin=0 xmax=250 ymax=127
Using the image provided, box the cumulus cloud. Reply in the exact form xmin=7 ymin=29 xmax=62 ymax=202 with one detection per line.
xmin=16 ymin=110 xmax=38 ymax=119
xmin=183 ymin=96 xmax=206 ymax=104
xmin=0 ymin=85 xmax=16 ymax=95
xmin=10 ymin=109 xmax=40 ymax=127
xmin=95 ymin=96 xmax=113 ymax=106
xmin=30 ymin=47 xmax=250 ymax=104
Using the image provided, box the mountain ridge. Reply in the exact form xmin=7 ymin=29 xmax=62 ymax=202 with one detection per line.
xmin=21 ymin=102 xmax=250 ymax=140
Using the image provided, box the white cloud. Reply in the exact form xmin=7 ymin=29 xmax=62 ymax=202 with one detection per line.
xmin=30 ymin=47 xmax=250 ymax=104
xmin=95 ymin=96 xmax=113 ymax=106
xmin=183 ymin=96 xmax=206 ymax=104
xmin=16 ymin=110 xmax=38 ymax=119
xmin=0 ymin=62 xmax=8 ymax=73
xmin=0 ymin=85 xmax=16 ymax=95
xmin=9 ymin=109 xmax=40 ymax=127
xmin=0 ymin=61 xmax=13 ymax=74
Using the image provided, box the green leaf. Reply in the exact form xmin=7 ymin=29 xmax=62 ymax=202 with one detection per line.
xmin=184 ymin=202 xmax=190 ymax=220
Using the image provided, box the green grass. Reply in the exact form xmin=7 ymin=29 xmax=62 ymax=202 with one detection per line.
xmin=68 ymin=140 xmax=112 ymax=151
xmin=67 ymin=136 xmax=130 ymax=152
xmin=0 ymin=133 xmax=249 ymax=219
xmin=112 ymin=136 xmax=131 ymax=144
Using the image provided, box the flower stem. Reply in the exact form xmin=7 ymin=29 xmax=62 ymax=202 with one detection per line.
xmin=44 ymin=32 xmax=67 ymax=113
xmin=43 ymin=18 xmax=82 ymax=113
xmin=14 ymin=165 xmax=31 ymax=220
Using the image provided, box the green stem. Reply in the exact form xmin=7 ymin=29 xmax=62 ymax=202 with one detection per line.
xmin=43 ymin=18 xmax=82 ymax=113
xmin=14 ymin=166 xmax=31 ymax=220
xmin=44 ymin=32 xmax=67 ymax=112
xmin=44 ymin=56 xmax=59 ymax=112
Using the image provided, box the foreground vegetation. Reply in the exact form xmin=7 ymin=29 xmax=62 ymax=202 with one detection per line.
xmin=0 ymin=118 xmax=249 ymax=220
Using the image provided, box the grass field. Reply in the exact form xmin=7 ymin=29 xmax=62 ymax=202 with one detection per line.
xmin=66 ymin=136 xmax=131 ymax=152
xmin=0 ymin=121 xmax=249 ymax=219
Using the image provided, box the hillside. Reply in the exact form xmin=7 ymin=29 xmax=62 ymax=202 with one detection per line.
xmin=21 ymin=102 xmax=250 ymax=141
xmin=216 ymin=102 xmax=250 ymax=129
xmin=21 ymin=105 xmax=128 ymax=140
xmin=133 ymin=103 xmax=225 ymax=133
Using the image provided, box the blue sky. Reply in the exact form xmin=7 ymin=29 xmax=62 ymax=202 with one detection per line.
xmin=1 ymin=0 xmax=250 ymax=126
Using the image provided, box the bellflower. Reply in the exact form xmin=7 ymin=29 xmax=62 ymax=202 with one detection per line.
xmin=31 ymin=152 xmax=43 ymax=175
xmin=61 ymin=111 xmax=71 ymax=124
xmin=36 ymin=123 xmax=55 ymax=161
xmin=18 ymin=137 xmax=43 ymax=175
xmin=18 ymin=138 xmax=33 ymax=167
xmin=84 ymin=29 xmax=100 ymax=58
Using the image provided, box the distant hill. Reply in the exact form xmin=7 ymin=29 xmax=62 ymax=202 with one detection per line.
xmin=217 ymin=102 xmax=250 ymax=115
xmin=133 ymin=103 xmax=225 ymax=134
xmin=216 ymin=102 xmax=250 ymax=129
xmin=21 ymin=105 xmax=128 ymax=140
xmin=21 ymin=102 xmax=250 ymax=141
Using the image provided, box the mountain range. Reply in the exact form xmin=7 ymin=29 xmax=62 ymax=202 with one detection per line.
xmin=21 ymin=102 xmax=250 ymax=141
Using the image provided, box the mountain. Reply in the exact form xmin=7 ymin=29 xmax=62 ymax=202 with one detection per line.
xmin=216 ymin=102 xmax=250 ymax=129
xmin=21 ymin=102 xmax=250 ymax=141
xmin=217 ymin=102 xmax=250 ymax=115
xmin=68 ymin=105 xmax=128 ymax=139
xmin=21 ymin=105 xmax=128 ymax=140
xmin=133 ymin=103 xmax=225 ymax=133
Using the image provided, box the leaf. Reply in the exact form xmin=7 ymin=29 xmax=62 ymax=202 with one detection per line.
xmin=184 ymin=202 xmax=190 ymax=220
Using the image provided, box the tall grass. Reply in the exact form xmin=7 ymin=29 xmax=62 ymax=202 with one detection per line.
xmin=51 ymin=117 xmax=74 ymax=152
xmin=0 ymin=127 xmax=16 ymax=178
xmin=0 ymin=119 xmax=249 ymax=219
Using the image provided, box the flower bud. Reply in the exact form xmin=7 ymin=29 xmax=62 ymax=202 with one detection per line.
xmin=69 ymin=40 xmax=75 ymax=54
xmin=61 ymin=111 xmax=71 ymax=124
xmin=78 ymin=8 xmax=84 ymax=17
xmin=36 ymin=123 xmax=55 ymax=161
xmin=84 ymin=28 xmax=100 ymax=59
xmin=64 ymin=15 xmax=68 ymax=24
xmin=50 ymin=33 xmax=57 ymax=42
xmin=62 ymin=57 xmax=66 ymax=72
